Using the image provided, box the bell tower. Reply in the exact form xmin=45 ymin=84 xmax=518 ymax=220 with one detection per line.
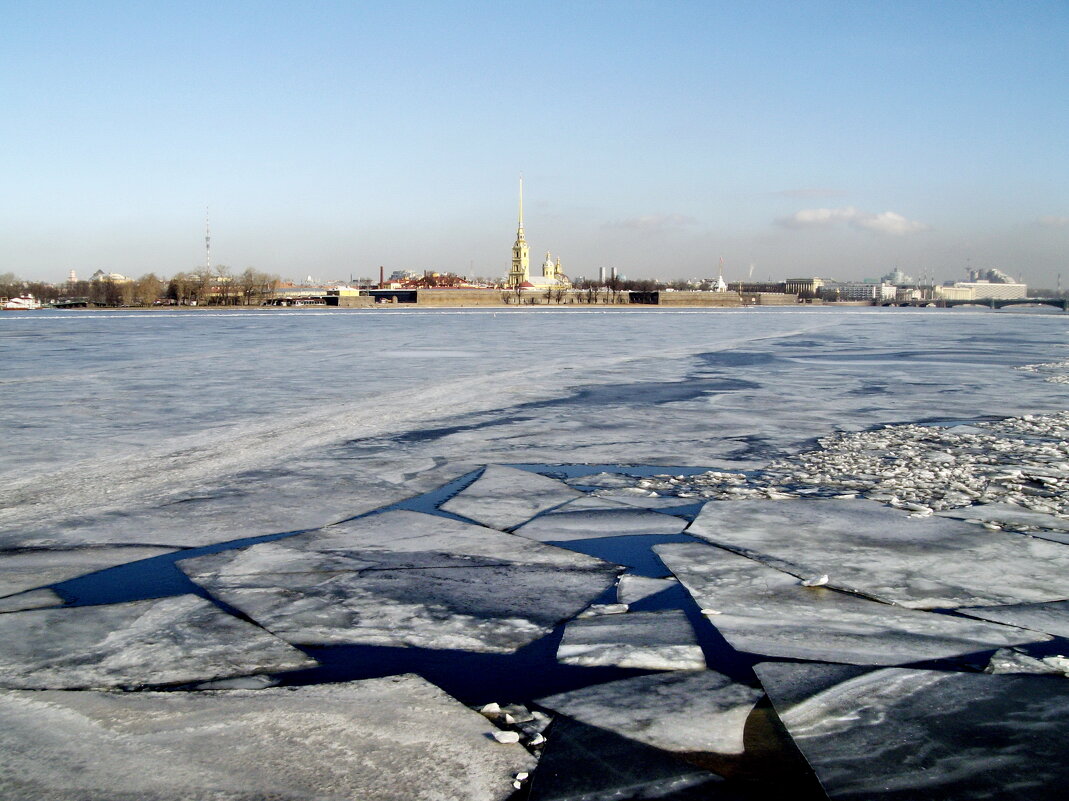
xmin=507 ymin=176 xmax=530 ymax=287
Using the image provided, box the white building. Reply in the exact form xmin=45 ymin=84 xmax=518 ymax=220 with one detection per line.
xmin=949 ymin=281 xmax=1028 ymax=300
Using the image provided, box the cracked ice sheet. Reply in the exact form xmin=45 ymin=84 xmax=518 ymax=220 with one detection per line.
xmin=9 ymin=313 xmax=1069 ymax=553
xmin=539 ymin=670 xmax=763 ymax=755
xmin=957 ymin=600 xmax=1069 ymax=639
xmin=0 ymin=453 xmax=424 ymax=550
xmin=0 ymin=674 xmax=535 ymax=801
xmin=654 ymin=542 xmax=1047 ymax=665
xmin=0 ymin=594 xmax=315 ymax=690
xmin=0 ymin=545 xmax=176 ymax=597
xmin=686 ymin=498 xmax=1069 ymax=609
xmin=179 ymin=510 xmax=620 ymax=652
xmin=557 ymin=610 xmax=706 ymax=670
xmin=512 ymin=496 xmax=687 ymax=542
xmin=439 ymin=465 xmax=584 ymax=530
xmin=755 ymin=662 xmax=1069 ymax=800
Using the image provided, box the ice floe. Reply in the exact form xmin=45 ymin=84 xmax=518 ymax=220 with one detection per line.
xmin=756 ymin=662 xmax=1069 ymax=799
xmin=616 ymin=575 xmax=678 ymax=605
xmin=439 ymin=465 xmax=583 ymax=530
xmin=983 ymin=647 xmax=1066 ymax=675
xmin=0 ymin=594 xmax=315 ymax=689
xmin=527 ymin=714 xmax=723 ymax=800
xmin=564 ymin=471 xmax=641 ymax=489
xmin=0 ymin=674 xmax=534 ymax=801
xmin=179 ymin=510 xmax=620 ymax=652
xmin=686 ymin=498 xmax=1069 ymax=608
xmin=539 ymin=669 xmax=763 ymax=754
xmin=591 ymin=488 xmax=705 ymax=510
xmin=512 ymin=497 xmax=687 ymax=542
xmin=654 ymin=541 xmax=1048 ymax=665
xmin=556 ymin=610 xmax=705 ymax=670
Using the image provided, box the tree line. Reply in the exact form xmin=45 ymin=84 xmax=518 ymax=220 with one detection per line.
xmin=0 ymin=267 xmax=280 ymax=307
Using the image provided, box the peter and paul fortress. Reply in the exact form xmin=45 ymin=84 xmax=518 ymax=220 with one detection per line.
xmin=506 ymin=177 xmax=570 ymax=291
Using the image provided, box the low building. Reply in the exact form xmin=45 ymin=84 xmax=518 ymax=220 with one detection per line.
xmin=629 ymin=291 xmax=743 ymax=307
xmin=951 ymin=281 xmax=1027 ymax=300
xmin=933 ymin=285 xmax=975 ymax=301
xmin=821 ymin=282 xmax=897 ymax=302
xmin=727 ymin=281 xmax=788 ymax=294
xmin=784 ymin=277 xmax=825 ymax=296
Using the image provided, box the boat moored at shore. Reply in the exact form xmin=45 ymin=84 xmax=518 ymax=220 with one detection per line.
xmin=2 ymin=294 xmax=43 ymax=310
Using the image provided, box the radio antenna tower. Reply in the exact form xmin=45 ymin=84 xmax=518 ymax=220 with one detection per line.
xmin=205 ymin=208 xmax=212 ymax=273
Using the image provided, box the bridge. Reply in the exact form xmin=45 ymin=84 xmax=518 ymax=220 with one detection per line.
xmin=886 ymin=297 xmax=1068 ymax=311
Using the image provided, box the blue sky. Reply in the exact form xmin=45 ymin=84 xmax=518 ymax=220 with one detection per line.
xmin=2 ymin=0 xmax=1067 ymax=286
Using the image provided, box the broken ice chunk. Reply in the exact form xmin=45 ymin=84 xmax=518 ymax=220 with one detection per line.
xmin=556 ymin=610 xmax=705 ymax=670
xmin=0 ymin=674 xmax=535 ymax=800
xmin=654 ymin=541 xmax=1049 ymax=666
xmin=539 ymin=670 xmax=762 ymax=754
xmin=439 ymin=465 xmax=583 ymax=530
xmin=577 ymin=603 xmax=629 ymax=617
xmin=512 ymin=498 xmax=687 ymax=542
xmin=686 ymin=498 xmax=1069 ymax=608
xmin=984 ymin=648 xmax=1065 ymax=675
xmin=564 ymin=472 xmax=642 ymax=489
xmin=179 ymin=510 xmax=620 ymax=653
xmin=527 ymin=714 xmax=722 ymax=800
xmin=616 ymin=575 xmax=678 ymax=605
xmin=592 ymin=489 xmax=703 ymax=510
xmin=756 ymin=662 xmax=1069 ymax=799
xmin=0 ymin=594 xmax=316 ymax=690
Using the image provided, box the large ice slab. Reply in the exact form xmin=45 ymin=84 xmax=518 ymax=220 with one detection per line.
xmin=439 ymin=465 xmax=583 ymax=530
xmin=0 ymin=594 xmax=316 ymax=689
xmin=539 ymin=670 xmax=763 ymax=754
xmin=654 ymin=542 xmax=1048 ymax=665
xmin=0 ymin=545 xmax=176 ymax=597
xmin=556 ymin=610 xmax=705 ymax=670
xmin=179 ymin=510 xmax=620 ymax=652
xmin=687 ymin=498 xmax=1069 ymax=608
xmin=756 ymin=662 xmax=1069 ymax=800
xmin=527 ymin=714 xmax=724 ymax=801
xmin=958 ymin=599 xmax=1069 ymax=639
xmin=0 ymin=674 xmax=535 ymax=801
xmin=512 ymin=496 xmax=687 ymax=542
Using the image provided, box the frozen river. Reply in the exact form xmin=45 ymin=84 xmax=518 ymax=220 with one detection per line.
xmin=1 ymin=306 xmax=1068 ymax=800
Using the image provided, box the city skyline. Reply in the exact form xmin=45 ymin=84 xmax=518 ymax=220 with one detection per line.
xmin=3 ymin=1 xmax=1067 ymax=287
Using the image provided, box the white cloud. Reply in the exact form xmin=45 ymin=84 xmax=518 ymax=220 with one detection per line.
xmin=854 ymin=211 xmax=930 ymax=235
xmin=1038 ymin=215 xmax=1069 ymax=228
xmin=609 ymin=213 xmax=697 ymax=231
xmin=777 ymin=206 xmax=930 ymax=235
